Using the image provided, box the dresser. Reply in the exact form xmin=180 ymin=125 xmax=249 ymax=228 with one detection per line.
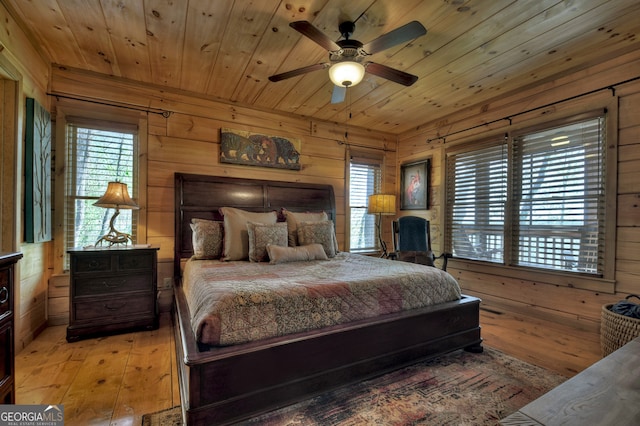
xmin=0 ymin=252 xmax=22 ymax=403
xmin=67 ymin=247 xmax=159 ymax=342
xmin=500 ymin=336 xmax=640 ymax=425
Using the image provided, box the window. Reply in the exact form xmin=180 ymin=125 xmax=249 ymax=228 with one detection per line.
xmin=65 ymin=120 xmax=138 ymax=259
xmin=446 ymin=140 xmax=507 ymax=262
xmin=349 ymin=155 xmax=382 ymax=251
xmin=512 ymin=117 xmax=605 ymax=273
xmin=446 ymin=113 xmax=606 ymax=275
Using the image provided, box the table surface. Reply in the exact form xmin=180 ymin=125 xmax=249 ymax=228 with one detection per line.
xmin=500 ymin=336 xmax=640 ymax=425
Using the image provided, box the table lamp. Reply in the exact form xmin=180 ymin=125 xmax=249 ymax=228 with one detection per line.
xmin=94 ymin=181 xmax=139 ymax=246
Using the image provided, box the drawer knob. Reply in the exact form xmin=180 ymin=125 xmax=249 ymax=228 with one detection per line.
xmin=104 ymin=303 xmax=126 ymax=311
xmin=102 ymin=280 xmax=126 ymax=288
xmin=0 ymin=287 xmax=8 ymax=304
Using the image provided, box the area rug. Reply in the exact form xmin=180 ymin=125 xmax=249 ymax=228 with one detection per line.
xmin=141 ymin=406 xmax=183 ymax=426
xmin=142 ymin=347 xmax=566 ymax=425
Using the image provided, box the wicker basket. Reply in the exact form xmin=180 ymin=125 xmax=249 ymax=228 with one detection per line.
xmin=600 ymin=297 xmax=640 ymax=357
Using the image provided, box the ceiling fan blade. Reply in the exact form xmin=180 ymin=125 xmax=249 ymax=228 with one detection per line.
xmin=362 ymin=21 xmax=427 ymax=55
xmin=365 ymin=62 xmax=419 ymax=86
xmin=290 ymin=21 xmax=341 ymax=51
xmin=269 ymin=63 xmax=329 ymax=82
xmin=331 ymin=85 xmax=346 ymax=104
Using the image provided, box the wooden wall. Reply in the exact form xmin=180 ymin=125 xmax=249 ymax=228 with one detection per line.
xmin=49 ymin=66 xmax=398 ymax=311
xmin=0 ymin=1 xmax=52 ymax=351
xmin=397 ymin=49 xmax=640 ymax=373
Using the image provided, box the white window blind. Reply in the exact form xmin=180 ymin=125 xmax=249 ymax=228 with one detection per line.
xmin=446 ymin=140 xmax=507 ymax=262
xmin=512 ymin=117 xmax=605 ymax=273
xmin=446 ymin=113 xmax=606 ymax=275
xmin=65 ymin=121 xmax=138 ymax=257
xmin=349 ymin=158 xmax=382 ymax=251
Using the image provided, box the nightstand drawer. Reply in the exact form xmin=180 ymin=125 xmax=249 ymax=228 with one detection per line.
xmin=74 ymin=294 xmax=155 ymax=321
xmin=74 ymin=255 xmax=111 ymax=273
xmin=0 ymin=322 xmax=11 ymax=388
xmin=118 ymin=253 xmax=154 ymax=271
xmin=74 ymin=274 xmax=152 ymax=297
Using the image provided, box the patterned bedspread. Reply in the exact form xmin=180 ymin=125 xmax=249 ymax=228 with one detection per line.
xmin=182 ymin=252 xmax=462 ymax=346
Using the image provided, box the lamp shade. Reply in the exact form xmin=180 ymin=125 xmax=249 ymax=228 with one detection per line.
xmin=328 ymin=61 xmax=365 ymax=87
xmin=93 ymin=181 xmax=139 ymax=210
xmin=368 ymin=194 xmax=396 ymax=215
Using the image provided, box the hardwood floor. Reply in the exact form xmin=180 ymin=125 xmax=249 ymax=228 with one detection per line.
xmin=15 ymin=313 xmax=180 ymax=426
xmin=14 ymin=307 xmax=604 ymax=425
xmin=477 ymin=307 xmax=602 ymax=377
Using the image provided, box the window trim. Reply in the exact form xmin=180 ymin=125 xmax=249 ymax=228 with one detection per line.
xmin=448 ymin=257 xmax=615 ymax=293
xmin=64 ymin=120 xmax=139 ymax=254
xmin=347 ymin=149 xmax=384 ymax=253
xmin=53 ymin=102 xmax=148 ymax=274
xmin=444 ymin=106 xmax=617 ymax=289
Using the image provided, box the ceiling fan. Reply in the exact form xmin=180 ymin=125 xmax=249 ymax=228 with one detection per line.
xmin=268 ymin=20 xmax=427 ymax=103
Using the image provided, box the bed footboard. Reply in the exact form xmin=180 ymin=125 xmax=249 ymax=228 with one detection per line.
xmin=173 ymin=286 xmax=481 ymax=425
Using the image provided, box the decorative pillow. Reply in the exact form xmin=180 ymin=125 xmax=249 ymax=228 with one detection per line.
xmin=266 ymin=243 xmax=328 ymax=264
xmin=297 ymin=220 xmax=338 ymax=258
xmin=189 ymin=218 xmax=223 ymax=259
xmin=247 ymin=222 xmax=288 ymax=262
xmin=219 ymin=207 xmax=278 ymax=261
xmin=283 ymin=210 xmax=329 ymax=246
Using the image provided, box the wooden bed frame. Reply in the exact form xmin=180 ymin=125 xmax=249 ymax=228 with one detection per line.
xmin=173 ymin=173 xmax=482 ymax=425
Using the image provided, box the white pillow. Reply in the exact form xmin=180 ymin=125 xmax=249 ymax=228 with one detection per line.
xmin=219 ymin=207 xmax=277 ymax=261
xmin=266 ymin=243 xmax=328 ymax=264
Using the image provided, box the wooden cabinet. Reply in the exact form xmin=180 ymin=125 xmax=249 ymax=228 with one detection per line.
xmin=0 ymin=252 xmax=22 ymax=404
xmin=67 ymin=247 xmax=159 ymax=342
xmin=500 ymin=336 xmax=640 ymax=425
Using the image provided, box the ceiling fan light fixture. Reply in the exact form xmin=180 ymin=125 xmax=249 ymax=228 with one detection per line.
xmin=329 ymin=61 xmax=365 ymax=87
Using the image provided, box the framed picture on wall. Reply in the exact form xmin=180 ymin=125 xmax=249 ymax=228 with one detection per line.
xmin=220 ymin=128 xmax=301 ymax=170
xmin=400 ymin=159 xmax=430 ymax=210
xmin=25 ymin=98 xmax=52 ymax=243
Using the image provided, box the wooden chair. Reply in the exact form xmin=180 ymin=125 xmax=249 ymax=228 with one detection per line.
xmin=389 ymin=216 xmax=450 ymax=270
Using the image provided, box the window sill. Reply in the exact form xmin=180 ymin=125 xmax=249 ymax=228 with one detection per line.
xmin=447 ymin=258 xmax=615 ymax=294
xmin=350 ymin=249 xmax=381 ymax=257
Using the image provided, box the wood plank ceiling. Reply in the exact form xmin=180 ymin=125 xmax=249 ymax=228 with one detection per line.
xmin=5 ymin=0 xmax=640 ymax=135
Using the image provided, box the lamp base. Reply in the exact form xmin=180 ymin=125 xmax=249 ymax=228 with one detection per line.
xmin=95 ymin=231 xmax=134 ymax=247
xmin=95 ymin=208 xmax=134 ymax=247
xmin=376 ymin=213 xmax=389 ymax=258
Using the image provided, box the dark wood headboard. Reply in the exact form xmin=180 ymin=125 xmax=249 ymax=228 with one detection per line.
xmin=174 ymin=173 xmax=336 ymax=276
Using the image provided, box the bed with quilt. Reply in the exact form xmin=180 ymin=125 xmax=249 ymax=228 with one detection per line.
xmin=173 ymin=173 xmax=482 ymax=426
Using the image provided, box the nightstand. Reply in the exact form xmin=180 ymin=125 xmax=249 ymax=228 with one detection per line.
xmin=66 ymin=247 xmax=159 ymax=342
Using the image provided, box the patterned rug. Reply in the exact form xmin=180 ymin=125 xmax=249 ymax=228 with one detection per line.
xmin=141 ymin=407 xmax=182 ymax=426
xmin=141 ymin=347 xmax=566 ymax=425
